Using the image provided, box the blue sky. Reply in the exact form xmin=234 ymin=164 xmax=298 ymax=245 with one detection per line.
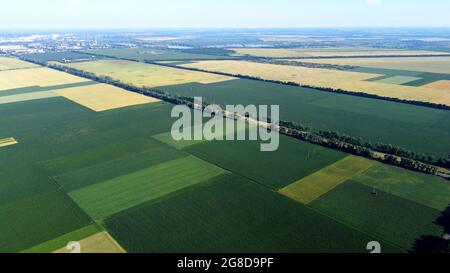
xmin=1 ymin=0 xmax=449 ymax=29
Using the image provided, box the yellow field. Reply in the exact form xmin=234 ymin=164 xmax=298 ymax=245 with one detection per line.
xmin=64 ymin=60 xmax=235 ymax=88
xmin=54 ymin=232 xmax=125 ymax=253
xmin=55 ymin=83 xmax=160 ymax=112
xmin=423 ymin=80 xmax=450 ymax=91
xmin=0 ymin=137 xmax=18 ymax=148
xmin=184 ymin=60 xmax=450 ymax=106
xmin=296 ymin=56 xmax=450 ymax=74
xmin=0 ymin=57 xmax=38 ymax=71
xmin=0 ymin=67 xmax=89 ymax=91
xmin=279 ymin=156 xmax=375 ymax=204
xmin=229 ymin=47 xmax=448 ymax=58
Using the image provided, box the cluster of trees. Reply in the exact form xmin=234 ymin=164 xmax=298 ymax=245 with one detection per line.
xmin=151 ymin=61 xmax=450 ymax=111
xmin=279 ymin=121 xmax=439 ymax=175
xmin=22 ymin=56 xmax=448 ymax=177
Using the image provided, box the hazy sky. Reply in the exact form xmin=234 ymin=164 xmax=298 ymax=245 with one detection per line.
xmin=1 ymin=0 xmax=449 ymax=29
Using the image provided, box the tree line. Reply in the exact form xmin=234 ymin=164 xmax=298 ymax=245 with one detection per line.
xmin=247 ymin=58 xmax=358 ymax=71
xmin=21 ymin=57 xmax=449 ymax=177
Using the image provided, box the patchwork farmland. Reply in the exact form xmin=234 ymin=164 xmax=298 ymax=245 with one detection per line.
xmin=0 ymin=39 xmax=449 ymax=256
xmin=229 ymin=47 xmax=450 ymax=58
xmin=181 ymin=60 xmax=450 ymax=106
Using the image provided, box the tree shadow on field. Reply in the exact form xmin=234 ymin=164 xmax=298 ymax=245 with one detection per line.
xmin=412 ymin=205 xmax=450 ymax=253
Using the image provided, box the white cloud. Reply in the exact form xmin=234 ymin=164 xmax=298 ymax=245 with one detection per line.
xmin=367 ymin=0 xmax=383 ymax=6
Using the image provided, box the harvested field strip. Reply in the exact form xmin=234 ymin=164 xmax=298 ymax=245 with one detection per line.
xmin=0 ymin=91 xmax=60 ymax=105
xmin=310 ymin=181 xmax=444 ymax=251
xmin=0 ymin=190 xmax=92 ymax=253
xmin=0 ymin=137 xmax=18 ymax=148
xmin=69 ymin=156 xmax=228 ymax=220
xmin=374 ymin=76 xmax=423 ymax=85
xmin=104 ymin=174 xmax=403 ymax=253
xmin=0 ymin=67 xmax=89 ymax=91
xmin=55 ymin=83 xmax=160 ymax=112
xmin=53 ymin=231 xmax=125 ymax=253
xmin=351 ymin=163 xmax=450 ymax=211
xmin=279 ymin=156 xmax=375 ymax=204
xmin=22 ymin=224 xmax=100 ymax=253
xmin=423 ymin=80 xmax=450 ymax=91
xmin=0 ymin=81 xmax=98 ymax=97
xmin=55 ymin=144 xmax=186 ymax=192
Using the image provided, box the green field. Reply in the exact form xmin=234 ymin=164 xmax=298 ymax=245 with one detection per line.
xmin=0 ymin=190 xmax=92 ymax=253
xmin=184 ymin=134 xmax=346 ymax=190
xmin=22 ymin=52 xmax=99 ymax=63
xmin=69 ymin=155 xmax=227 ymax=220
xmin=351 ymin=164 xmax=450 ymax=211
xmin=22 ymin=224 xmax=100 ymax=253
xmin=279 ymin=156 xmax=375 ymax=204
xmin=0 ymin=98 xmax=177 ymax=252
xmin=310 ymin=181 xmax=444 ymax=251
xmin=0 ymin=81 xmax=98 ymax=97
xmin=374 ymin=75 xmax=423 ymax=85
xmin=0 ymin=57 xmax=37 ymax=71
xmin=159 ymin=78 xmax=450 ymax=157
xmin=353 ymin=67 xmax=450 ymax=86
xmin=105 ymin=174 xmax=403 ymax=253
xmin=55 ymin=144 xmax=185 ymax=192
xmin=40 ymin=138 xmax=165 ymax=176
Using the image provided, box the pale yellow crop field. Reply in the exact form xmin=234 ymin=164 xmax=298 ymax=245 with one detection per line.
xmin=229 ymin=47 xmax=449 ymax=58
xmin=55 ymin=83 xmax=160 ymax=112
xmin=184 ymin=60 xmax=450 ymax=106
xmin=295 ymin=56 xmax=450 ymax=74
xmin=0 ymin=137 xmax=18 ymax=148
xmin=0 ymin=57 xmax=38 ymax=71
xmin=65 ymin=60 xmax=235 ymax=88
xmin=54 ymin=232 xmax=125 ymax=253
xmin=0 ymin=67 xmax=89 ymax=91
xmin=423 ymin=80 xmax=450 ymax=91
xmin=279 ymin=156 xmax=375 ymax=204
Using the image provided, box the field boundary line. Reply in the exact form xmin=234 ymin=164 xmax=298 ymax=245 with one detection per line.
xmin=279 ymin=156 xmax=375 ymax=204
